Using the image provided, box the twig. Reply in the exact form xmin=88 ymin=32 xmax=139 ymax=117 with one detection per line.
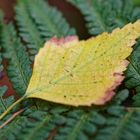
xmin=0 ymin=108 xmax=25 ymax=130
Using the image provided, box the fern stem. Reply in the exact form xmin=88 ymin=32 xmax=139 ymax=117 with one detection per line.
xmin=0 ymin=96 xmax=26 ymax=121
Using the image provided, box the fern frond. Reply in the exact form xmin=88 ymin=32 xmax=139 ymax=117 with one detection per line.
xmin=1 ymin=104 xmax=140 ymax=140
xmin=133 ymin=93 xmax=140 ymax=106
xmin=53 ymin=109 xmax=106 ymax=140
xmin=15 ymin=0 xmax=43 ymax=60
xmin=68 ymin=0 xmax=140 ymax=35
xmin=125 ymin=41 xmax=140 ymax=93
xmin=0 ymin=50 xmax=3 ymax=73
xmin=0 ymin=12 xmax=15 ymax=115
xmin=111 ymin=89 xmax=129 ymax=105
xmin=94 ymin=106 xmax=140 ymax=140
xmin=15 ymin=0 xmax=76 ymax=61
xmin=0 ymin=109 xmax=61 ymax=140
xmin=0 ymin=107 xmax=105 ymax=140
xmin=53 ymin=107 xmax=140 ymax=140
xmin=25 ymin=0 xmax=76 ymax=41
xmin=0 ymin=86 xmax=14 ymax=114
xmin=125 ymin=40 xmax=140 ymax=106
xmin=0 ymin=109 xmax=33 ymax=139
xmin=1 ymin=23 xmax=32 ymax=96
xmin=17 ymin=113 xmax=56 ymax=140
xmin=0 ymin=86 xmax=8 ymax=114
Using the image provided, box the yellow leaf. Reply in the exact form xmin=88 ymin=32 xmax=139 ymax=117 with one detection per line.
xmin=25 ymin=21 xmax=140 ymax=106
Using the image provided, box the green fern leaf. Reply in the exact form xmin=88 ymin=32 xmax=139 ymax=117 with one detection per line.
xmin=133 ymin=92 xmax=140 ymax=106
xmin=25 ymin=0 xmax=76 ymax=40
xmin=0 ymin=86 xmax=15 ymax=116
xmin=68 ymin=0 xmax=140 ymax=35
xmin=0 ymin=86 xmax=8 ymax=114
xmin=0 ymin=109 xmax=33 ymax=139
xmin=0 ymin=109 xmax=60 ymax=140
xmin=110 ymin=89 xmax=129 ymax=105
xmin=125 ymin=41 xmax=140 ymax=92
xmin=0 ymin=49 xmax=3 ymax=73
xmin=1 ymin=23 xmax=32 ymax=96
xmin=15 ymin=0 xmax=43 ymax=60
xmin=94 ymin=107 xmax=140 ymax=140
xmin=0 ymin=34 xmax=14 ymax=114
xmin=53 ymin=109 xmax=106 ymax=140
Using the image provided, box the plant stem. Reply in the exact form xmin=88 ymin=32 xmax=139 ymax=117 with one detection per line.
xmin=0 ymin=108 xmax=25 ymax=129
xmin=0 ymin=96 xmax=26 ymax=121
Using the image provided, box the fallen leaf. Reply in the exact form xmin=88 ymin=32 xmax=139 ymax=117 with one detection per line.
xmin=25 ymin=20 xmax=140 ymax=106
